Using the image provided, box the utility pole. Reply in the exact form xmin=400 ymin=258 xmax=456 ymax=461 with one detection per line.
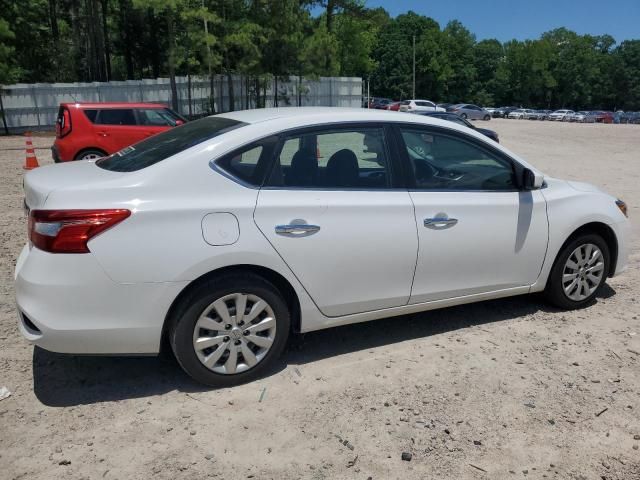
xmin=203 ymin=0 xmax=215 ymax=113
xmin=367 ymin=77 xmax=370 ymax=108
xmin=412 ymin=35 xmax=416 ymax=99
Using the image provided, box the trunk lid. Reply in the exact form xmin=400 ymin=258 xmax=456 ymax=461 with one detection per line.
xmin=23 ymin=160 xmax=125 ymax=210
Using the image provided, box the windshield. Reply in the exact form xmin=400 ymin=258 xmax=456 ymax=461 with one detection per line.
xmin=96 ymin=116 xmax=246 ymax=172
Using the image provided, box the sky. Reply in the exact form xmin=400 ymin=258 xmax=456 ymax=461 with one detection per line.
xmin=364 ymin=0 xmax=640 ymax=43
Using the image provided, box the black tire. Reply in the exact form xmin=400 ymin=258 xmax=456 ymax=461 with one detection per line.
xmin=74 ymin=149 xmax=107 ymax=161
xmin=544 ymin=234 xmax=610 ymax=310
xmin=460 ymin=113 xmax=468 ymax=119
xmin=483 ymin=114 xmax=490 ymax=121
xmin=169 ymin=272 xmax=291 ymax=387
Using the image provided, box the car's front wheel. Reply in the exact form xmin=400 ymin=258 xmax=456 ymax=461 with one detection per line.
xmin=545 ymin=234 xmax=610 ymax=310
xmin=483 ymin=114 xmax=491 ymax=121
xmin=169 ymin=273 xmax=290 ymax=387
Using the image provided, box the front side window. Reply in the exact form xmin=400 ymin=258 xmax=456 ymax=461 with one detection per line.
xmin=400 ymin=128 xmax=516 ymax=191
xmin=137 ymin=108 xmax=181 ymax=126
xmin=266 ymin=127 xmax=391 ymax=189
xmin=95 ymin=109 xmax=136 ymax=125
xmin=97 ymin=116 xmax=245 ymax=172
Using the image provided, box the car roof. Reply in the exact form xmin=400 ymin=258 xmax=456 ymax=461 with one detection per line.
xmin=61 ymin=102 xmax=168 ymax=109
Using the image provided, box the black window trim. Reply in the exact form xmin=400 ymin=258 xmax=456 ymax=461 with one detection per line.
xmin=261 ymin=122 xmax=405 ymax=192
xmin=390 ymin=122 xmax=527 ymax=193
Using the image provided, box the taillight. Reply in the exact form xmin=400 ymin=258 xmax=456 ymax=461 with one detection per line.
xmin=29 ymin=209 xmax=131 ymax=253
xmin=56 ymin=107 xmax=72 ymax=138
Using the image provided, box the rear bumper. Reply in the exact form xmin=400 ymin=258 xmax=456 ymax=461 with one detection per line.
xmin=51 ymin=145 xmax=61 ymax=163
xmin=14 ymin=244 xmax=187 ymax=354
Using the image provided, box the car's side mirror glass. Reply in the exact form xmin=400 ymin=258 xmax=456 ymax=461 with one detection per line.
xmin=174 ymin=119 xmax=184 ymax=126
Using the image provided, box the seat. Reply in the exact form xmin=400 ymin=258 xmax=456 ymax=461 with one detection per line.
xmin=286 ymin=149 xmax=318 ymax=187
xmin=325 ymin=149 xmax=359 ymax=188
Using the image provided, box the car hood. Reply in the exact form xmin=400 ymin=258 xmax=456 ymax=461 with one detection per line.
xmin=566 ymin=180 xmax=608 ymax=194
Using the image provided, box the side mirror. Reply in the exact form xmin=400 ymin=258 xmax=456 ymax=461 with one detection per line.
xmin=174 ymin=119 xmax=185 ymax=126
xmin=522 ymin=168 xmax=544 ymax=190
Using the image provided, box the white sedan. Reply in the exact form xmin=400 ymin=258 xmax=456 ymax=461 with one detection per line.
xmin=15 ymin=108 xmax=630 ymax=386
xmin=399 ymin=99 xmax=444 ymax=113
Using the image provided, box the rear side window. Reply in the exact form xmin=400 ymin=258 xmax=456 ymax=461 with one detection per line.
xmin=96 ymin=116 xmax=245 ymax=172
xmin=95 ymin=109 xmax=136 ymax=125
xmin=83 ymin=109 xmax=98 ymax=123
xmin=266 ymin=127 xmax=391 ymax=189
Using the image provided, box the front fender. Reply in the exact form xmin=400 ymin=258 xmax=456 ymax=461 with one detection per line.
xmin=531 ymin=178 xmax=629 ymax=291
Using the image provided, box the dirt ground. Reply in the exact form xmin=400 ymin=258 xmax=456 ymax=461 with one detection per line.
xmin=1 ymin=119 xmax=639 ymax=480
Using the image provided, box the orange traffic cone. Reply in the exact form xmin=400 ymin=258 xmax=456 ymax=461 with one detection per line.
xmin=24 ymin=132 xmax=40 ymax=170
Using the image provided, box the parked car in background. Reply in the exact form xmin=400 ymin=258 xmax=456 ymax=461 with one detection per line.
xmin=619 ymin=112 xmax=640 ymax=124
xmin=508 ymin=109 xmax=536 ymax=120
xmin=414 ymin=111 xmax=500 ymax=142
xmin=593 ymin=111 xmax=614 ymax=124
xmin=583 ymin=112 xmax=597 ymax=123
xmin=17 ymin=107 xmax=629 ymax=386
xmin=527 ymin=110 xmax=550 ymax=120
xmin=449 ymin=104 xmax=492 ymax=120
xmin=547 ymin=109 xmax=574 ymax=121
xmin=386 ymin=101 xmax=402 ymax=111
xmin=370 ymin=98 xmax=393 ymax=109
xmin=437 ymin=103 xmax=454 ymax=111
xmin=493 ymin=106 xmax=519 ymax=118
xmin=484 ymin=107 xmax=497 ymax=115
xmin=52 ymin=102 xmax=186 ymax=162
xmin=399 ymin=99 xmax=445 ymax=113
xmin=570 ymin=111 xmax=590 ymax=123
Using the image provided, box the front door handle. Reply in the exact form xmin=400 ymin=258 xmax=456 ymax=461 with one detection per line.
xmin=275 ymin=224 xmax=321 ymax=236
xmin=424 ymin=217 xmax=458 ymax=229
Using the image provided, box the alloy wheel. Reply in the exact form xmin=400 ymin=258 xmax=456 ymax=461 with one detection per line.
xmin=562 ymin=243 xmax=605 ymax=301
xmin=192 ymin=293 xmax=277 ymax=374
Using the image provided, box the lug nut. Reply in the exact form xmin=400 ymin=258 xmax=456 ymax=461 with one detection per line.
xmin=223 ymin=336 xmax=230 ymax=342
xmin=225 ymin=324 xmax=232 ymax=330
xmin=243 ymin=330 xmax=249 ymax=336
xmin=234 ymin=340 xmax=241 ymax=346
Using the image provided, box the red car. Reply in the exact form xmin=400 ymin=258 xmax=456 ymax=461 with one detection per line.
xmin=593 ymin=111 xmax=614 ymax=124
xmin=386 ymin=101 xmax=402 ymax=111
xmin=52 ymin=102 xmax=185 ymax=162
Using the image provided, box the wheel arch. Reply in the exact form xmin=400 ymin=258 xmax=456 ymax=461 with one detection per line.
xmin=74 ymin=147 xmax=108 ymax=160
xmin=552 ymin=221 xmax=618 ymax=278
xmin=160 ymin=264 xmax=301 ymax=352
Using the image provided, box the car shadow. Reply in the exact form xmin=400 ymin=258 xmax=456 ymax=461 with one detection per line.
xmin=33 ymin=285 xmax=615 ymax=407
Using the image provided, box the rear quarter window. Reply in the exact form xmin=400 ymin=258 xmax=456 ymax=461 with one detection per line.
xmin=96 ymin=116 xmax=245 ymax=172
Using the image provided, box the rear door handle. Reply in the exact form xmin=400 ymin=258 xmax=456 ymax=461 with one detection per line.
xmin=424 ymin=217 xmax=458 ymax=229
xmin=275 ymin=224 xmax=321 ymax=236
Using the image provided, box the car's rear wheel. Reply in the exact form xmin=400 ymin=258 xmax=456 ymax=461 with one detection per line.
xmin=75 ymin=149 xmax=107 ymax=161
xmin=460 ymin=113 xmax=468 ymax=119
xmin=483 ymin=114 xmax=490 ymax=121
xmin=169 ymin=272 xmax=290 ymax=387
xmin=545 ymin=234 xmax=610 ymax=310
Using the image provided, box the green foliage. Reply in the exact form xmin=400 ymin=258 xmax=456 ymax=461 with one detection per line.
xmin=0 ymin=1 xmax=638 ymax=110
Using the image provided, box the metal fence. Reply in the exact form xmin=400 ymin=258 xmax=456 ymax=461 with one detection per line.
xmin=0 ymin=75 xmax=363 ymax=133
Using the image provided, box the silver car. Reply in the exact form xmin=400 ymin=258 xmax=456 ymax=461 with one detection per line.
xmin=449 ymin=104 xmax=492 ymax=120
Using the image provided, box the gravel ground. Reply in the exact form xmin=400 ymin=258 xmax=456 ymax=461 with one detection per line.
xmin=1 ymin=120 xmax=639 ymax=480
